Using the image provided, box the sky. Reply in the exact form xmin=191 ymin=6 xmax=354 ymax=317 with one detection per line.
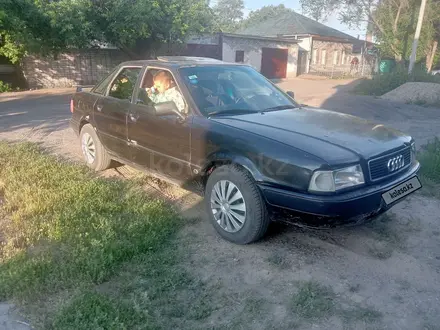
xmin=212 ymin=0 xmax=367 ymax=39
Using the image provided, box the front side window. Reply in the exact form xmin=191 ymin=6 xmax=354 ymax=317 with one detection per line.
xmin=108 ymin=67 xmax=141 ymax=100
xmin=137 ymin=68 xmax=186 ymax=113
xmin=179 ymin=65 xmax=297 ymax=116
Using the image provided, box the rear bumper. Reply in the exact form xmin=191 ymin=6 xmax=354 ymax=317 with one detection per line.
xmin=259 ymin=162 xmax=420 ymax=221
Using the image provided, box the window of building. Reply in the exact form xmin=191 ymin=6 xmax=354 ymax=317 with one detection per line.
xmin=235 ymin=50 xmax=244 ymax=63
xmin=341 ymin=50 xmax=345 ymax=64
xmin=333 ymin=51 xmax=339 ymax=65
xmin=321 ymin=49 xmax=327 ymax=65
xmin=312 ymin=49 xmax=318 ymax=64
xmin=108 ymin=67 xmax=142 ymax=100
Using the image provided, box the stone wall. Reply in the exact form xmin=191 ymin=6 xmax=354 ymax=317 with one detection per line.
xmin=22 ymin=49 xmax=130 ymax=89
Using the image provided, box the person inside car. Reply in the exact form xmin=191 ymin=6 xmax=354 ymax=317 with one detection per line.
xmin=146 ymin=71 xmax=186 ymax=113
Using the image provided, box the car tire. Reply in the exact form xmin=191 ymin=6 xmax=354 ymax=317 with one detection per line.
xmin=79 ymin=124 xmax=112 ymax=171
xmin=205 ymin=164 xmax=270 ymax=244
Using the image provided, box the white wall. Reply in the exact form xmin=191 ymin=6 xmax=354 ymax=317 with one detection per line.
xmin=297 ymin=36 xmax=312 ymax=73
xmin=222 ymin=36 xmax=299 ymax=78
xmin=187 ymin=34 xmax=219 ymax=45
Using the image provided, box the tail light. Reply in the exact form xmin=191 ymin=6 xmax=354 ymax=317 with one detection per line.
xmin=70 ymin=99 xmax=74 ymax=113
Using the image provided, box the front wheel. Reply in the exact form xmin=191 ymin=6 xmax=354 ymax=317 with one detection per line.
xmin=80 ymin=124 xmax=112 ymax=171
xmin=204 ymin=165 xmax=270 ymax=244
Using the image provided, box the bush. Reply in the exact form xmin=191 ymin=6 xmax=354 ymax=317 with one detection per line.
xmin=0 ymin=80 xmax=14 ymax=93
xmin=354 ymin=66 xmax=440 ymax=96
xmin=419 ymin=138 xmax=440 ymax=184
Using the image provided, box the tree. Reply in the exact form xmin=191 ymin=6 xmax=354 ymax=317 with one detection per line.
xmin=0 ymin=0 xmax=214 ymax=62
xmin=0 ymin=0 xmax=54 ymax=63
xmin=241 ymin=4 xmax=294 ymax=30
xmin=212 ymin=0 xmax=244 ymax=32
xmin=300 ymin=0 xmax=440 ymax=62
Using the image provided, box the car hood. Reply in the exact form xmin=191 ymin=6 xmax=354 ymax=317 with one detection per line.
xmin=211 ymin=107 xmax=411 ymax=165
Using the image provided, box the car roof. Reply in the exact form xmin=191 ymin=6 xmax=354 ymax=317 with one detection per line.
xmin=118 ymin=56 xmax=246 ymax=69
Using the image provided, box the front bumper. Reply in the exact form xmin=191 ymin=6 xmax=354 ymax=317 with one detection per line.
xmin=259 ymin=162 xmax=420 ymax=222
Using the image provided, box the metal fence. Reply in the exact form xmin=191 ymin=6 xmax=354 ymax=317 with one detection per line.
xmin=308 ymin=63 xmax=375 ymax=78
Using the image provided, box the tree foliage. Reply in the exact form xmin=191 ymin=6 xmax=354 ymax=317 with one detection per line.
xmin=241 ymin=4 xmax=294 ymax=30
xmin=300 ymin=0 xmax=440 ymax=62
xmin=212 ymin=0 xmax=244 ymax=32
xmin=0 ymin=0 xmax=213 ymax=62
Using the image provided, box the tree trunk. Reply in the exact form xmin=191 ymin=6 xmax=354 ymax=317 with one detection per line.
xmin=426 ymin=40 xmax=438 ymax=72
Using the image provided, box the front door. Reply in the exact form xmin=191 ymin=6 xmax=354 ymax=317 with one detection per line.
xmin=93 ymin=66 xmax=142 ymax=159
xmin=297 ymin=50 xmax=308 ymax=75
xmin=128 ymin=67 xmax=192 ymax=182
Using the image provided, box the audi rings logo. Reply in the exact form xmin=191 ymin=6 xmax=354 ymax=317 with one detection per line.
xmin=387 ymin=155 xmax=404 ymax=172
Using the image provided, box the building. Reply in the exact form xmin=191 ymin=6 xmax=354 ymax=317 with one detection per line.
xmin=238 ymin=11 xmax=373 ymax=76
xmin=186 ymin=33 xmax=299 ymax=79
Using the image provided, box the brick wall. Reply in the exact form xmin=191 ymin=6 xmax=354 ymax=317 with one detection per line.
xmin=310 ymin=40 xmax=353 ymax=69
xmin=22 ymin=49 xmax=130 ymax=89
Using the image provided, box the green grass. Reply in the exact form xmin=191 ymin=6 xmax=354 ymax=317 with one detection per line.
xmin=51 ymin=291 xmax=147 ymax=330
xmin=419 ymin=138 xmax=440 ymax=184
xmin=353 ymin=66 xmax=440 ymax=96
xmin=291 ymin=281 xmax=382 ymax=326
xmin=291 ymin=281 xmax=336 ymax=320
xmin=0 ymin=142 xmax=182 ymax=328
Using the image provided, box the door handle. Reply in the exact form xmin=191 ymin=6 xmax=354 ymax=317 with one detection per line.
xmin=129 ymin=113 xmax=139 ymax=122
xmin=96 ymin=104 xmax=103 ymax=112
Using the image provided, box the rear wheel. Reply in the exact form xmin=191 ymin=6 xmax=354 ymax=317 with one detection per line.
xmin=205 ymin=165 xmax=270 ymax=244
xmin=80 ymin=124 xmax=112 ymax=171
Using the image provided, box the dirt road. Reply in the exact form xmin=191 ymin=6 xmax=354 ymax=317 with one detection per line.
xmin=1 ymin=78 xmax=440 ymax=329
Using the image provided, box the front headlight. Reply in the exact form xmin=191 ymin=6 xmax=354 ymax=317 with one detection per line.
xmin=309 ymin=165 xmax=365 ymax=192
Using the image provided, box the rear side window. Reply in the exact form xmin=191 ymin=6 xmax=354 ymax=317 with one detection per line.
xmin=93 ymin=68 xmax=118 ymax=95
xmin=108 ymin=67 xmax=142 ymax=101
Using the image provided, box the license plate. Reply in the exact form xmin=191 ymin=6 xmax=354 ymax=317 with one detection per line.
xmin=382 ymin=176 xmax=422 ymax=205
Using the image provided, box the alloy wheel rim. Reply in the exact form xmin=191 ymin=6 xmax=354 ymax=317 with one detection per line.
xmin=210 ymin=180 xmax=246 ymax=233
xmin=81 ymin=133 xmax=96 ymax=164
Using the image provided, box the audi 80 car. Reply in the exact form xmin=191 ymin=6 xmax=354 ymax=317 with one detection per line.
xmin=70 ymin=57 xmax=421 ymax=244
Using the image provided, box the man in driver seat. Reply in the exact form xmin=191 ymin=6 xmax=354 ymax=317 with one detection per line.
xmin=147 ymin=71 xmax=186 ymax=113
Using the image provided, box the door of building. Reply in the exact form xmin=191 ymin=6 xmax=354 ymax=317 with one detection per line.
xmin=261 ymin=48 xmax=288 ymax=79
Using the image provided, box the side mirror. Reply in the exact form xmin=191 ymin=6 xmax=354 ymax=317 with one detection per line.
xmin=76 ymin=86 xmax=83 ymax=93
xmin=154 ymin=101 xmax=185 ymax=120
xmin=286 ymin=91 xmax=295 ymax=99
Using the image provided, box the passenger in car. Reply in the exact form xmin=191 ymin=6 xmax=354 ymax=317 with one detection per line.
xmin=147 ymin=71 xmax=186 ymax=113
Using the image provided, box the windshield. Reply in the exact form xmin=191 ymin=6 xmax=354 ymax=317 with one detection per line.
xmin=179 ymin=65 xmax=297 ymax=116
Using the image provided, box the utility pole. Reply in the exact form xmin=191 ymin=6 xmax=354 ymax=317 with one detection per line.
xmin=408 ymin=0 xmax=428 ymax=73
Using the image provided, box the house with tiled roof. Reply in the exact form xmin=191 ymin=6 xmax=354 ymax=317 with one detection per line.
xmin=184 ymin=11 xmax=374 ymax=78
xmin=238 ymin=11 xmax=372 ymax=76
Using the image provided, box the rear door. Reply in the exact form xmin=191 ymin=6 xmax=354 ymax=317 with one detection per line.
xmin=93 ymin=66 xmax=142 ymax=160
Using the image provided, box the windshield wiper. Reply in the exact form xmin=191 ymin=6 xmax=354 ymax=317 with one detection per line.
xmin=263 ymin=105 xmax=297 ymax=112
xmin=208 ymin=109 xmax=260 ymax=117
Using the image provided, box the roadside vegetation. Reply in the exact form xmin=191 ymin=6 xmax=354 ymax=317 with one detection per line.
xmin=0 ymin=142 xmax=184 ymax=328
xmin=0 ymin=81 xmax=15 ymax=93
xmin=353 ymin=67 xmax=440 ymax=96
xmin=419 ymin=138 xmax=440 ymax=183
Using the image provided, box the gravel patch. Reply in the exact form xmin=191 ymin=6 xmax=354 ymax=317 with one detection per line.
xmin=382 ymin=82 xmax=440 ymax=105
